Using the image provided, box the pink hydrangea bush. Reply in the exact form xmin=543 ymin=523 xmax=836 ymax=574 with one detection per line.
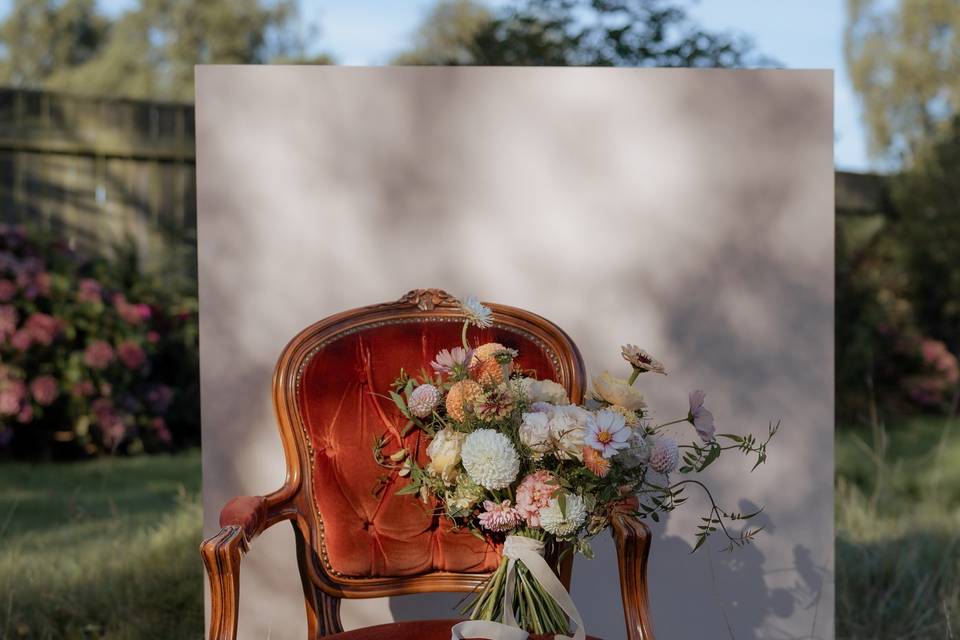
xmin=0 ymin=225 xmax=199 ymax=457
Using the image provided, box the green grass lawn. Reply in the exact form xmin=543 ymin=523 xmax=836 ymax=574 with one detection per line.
xmin=0 ymin=450 xmax=203 ymax=640
xmin=836 ymin=416 xmax=960 ymax=640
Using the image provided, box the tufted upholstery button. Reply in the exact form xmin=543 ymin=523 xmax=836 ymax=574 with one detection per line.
xmin=298 ymin=321 xmax=559 ymax=578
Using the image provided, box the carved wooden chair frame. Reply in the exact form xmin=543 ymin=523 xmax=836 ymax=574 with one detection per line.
xmin=200 ymin=289 xmax=655 ymax=639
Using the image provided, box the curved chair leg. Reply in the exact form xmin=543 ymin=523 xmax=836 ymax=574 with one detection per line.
xmin=612 ymin=511 xmax=655 ymax=640
xmin=201 ymin=525 xmax=248 ymax=640
xmin=293 ymin=522 xmax=344 ymax=638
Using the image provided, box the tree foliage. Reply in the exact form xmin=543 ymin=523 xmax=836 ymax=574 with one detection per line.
xmin=845 ymin=0 xmax=960 ymax=164
xmin=0 ymin=0 xmax=324 ymax=101
xmin=395 ymin=0 xmax=771 ymax=67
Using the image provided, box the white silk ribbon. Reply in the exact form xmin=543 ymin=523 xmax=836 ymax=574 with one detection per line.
xmin=450 ymin=535 xmax=586 ymax=640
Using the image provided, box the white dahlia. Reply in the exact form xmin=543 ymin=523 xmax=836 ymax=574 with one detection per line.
xmin=649 ymin=436 xmax=680 ymax=474
xmin=408 ymin=383 xmax=440 ymax=418
xmin=461 ymin=429 xmax=520 ymax=490
xmin=539 ymin=493 xmax=588 ymax=537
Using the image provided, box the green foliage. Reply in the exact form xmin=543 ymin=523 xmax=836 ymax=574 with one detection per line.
xmin=395 ymin=0 xmax=772 ymax=67
xmin=845 ymin=0 xmax=960 ymax=163
xmin=836 ymin=418 xmax=960 ymax=638
xmin=0 ymin=0 xmax=326 ymax=101
xmin=0 ymin=451 xmax=203 ymax=639
xmin=891 ymin=117 xmax=960 ymax=356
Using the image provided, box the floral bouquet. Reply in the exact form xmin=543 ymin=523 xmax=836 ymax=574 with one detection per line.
xmin=373 ymin=296 xmax=777 ymax=639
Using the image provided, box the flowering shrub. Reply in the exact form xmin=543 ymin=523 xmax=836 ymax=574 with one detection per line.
xmin=0 ymin=225 xmax=199 ymax=457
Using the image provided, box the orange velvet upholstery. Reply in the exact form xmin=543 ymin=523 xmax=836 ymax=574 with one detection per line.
xmin=328 ymin=619 xmax=602 ymax=640
xmin=298 ymin=320 xmax=558 ymax=578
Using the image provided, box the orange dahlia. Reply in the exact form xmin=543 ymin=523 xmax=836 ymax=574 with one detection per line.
xmin=445 ymin=380 xmax=483 ymax=422
xmin=472 ymin=357 xmax=508 ymax=386
xmin=582 ymin=446 xmax=611 ymax=477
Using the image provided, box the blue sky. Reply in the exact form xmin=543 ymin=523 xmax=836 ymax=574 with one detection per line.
xmin=4 ymin=0 xmax=870 ymax=170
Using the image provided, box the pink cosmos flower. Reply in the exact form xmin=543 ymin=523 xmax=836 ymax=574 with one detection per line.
xmin=515 ymin=470 xmax=559 ymax=528
xmin=430 ymin=347 xmax=474 ymax=375
xmin=585 ymin=410 xmax=631 ymax=458
xmin=84 ymin=340 xmax=115 ymax=369
xmin=77 ymin=278 xmax=103 ymax=304
xmin=30 ymin=376 xmax=58 ymax=406
xmin=0 ymin=279 xmax=15 ymax=302
xmin=477 ymin=500 xmax=523 ymax=532
xmin=687 ymin=390 xmax=716 ymax=442
xmin=116 ymin=341 xmax=146 ymax=370
xmin=25 ymin=313 xmax=59 ymax=346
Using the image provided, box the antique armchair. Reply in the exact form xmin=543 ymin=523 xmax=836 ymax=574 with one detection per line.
xmin=200 ymin=289 xmax=654 ymax=640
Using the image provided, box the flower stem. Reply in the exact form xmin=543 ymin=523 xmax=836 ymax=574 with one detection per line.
xmin=461 ymin=321 xmax=470 ymax=351
xmin=628 ymin=367 xmax=641 ymax=385
xmin=653 ymin=417 xmax=690 ymax=430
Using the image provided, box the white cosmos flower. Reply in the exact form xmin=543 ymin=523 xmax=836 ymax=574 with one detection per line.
xmin=459 ymin=296 xmax=493 ymax=328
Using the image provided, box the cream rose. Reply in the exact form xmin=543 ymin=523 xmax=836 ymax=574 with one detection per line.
xmin=519 ymin=411 xmax=552 ymax=458
xmin=591 ymin=372 xmax=647 ymax=411
xmin=522 ymin=378 xmax=569 ymax=405
xmin=426 ymin=427 xmax=466 ymax=484
xmin=547 ymin=410 xmax=585 ymax=461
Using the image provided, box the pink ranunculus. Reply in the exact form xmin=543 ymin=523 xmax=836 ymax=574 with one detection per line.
xmin=151 ymin=417 xmax=172 ymax=444
xmin=135 ymin=303 xmax=152 ymax=321
xmin=0 ymin=379 xmax=26 ymax=416
xmin=515 ymin=470 xmax=559 ymax=528
xmin=10 ymin=329 xmax=31 ymax=352
xmin=477 ymin=500 xmax=523 ymax=532
xmin=0 ymin=279 xmax=15 ymax=302
xmin=77 ymin=278 xmax=103 ymax=304
xmin=25 ymin=313 xmax=59 ymax=346
xmin=83 ymin=340 xmax=115 ymax=369
xmin=146 ymin=330 xmax=160 ymax=344
xmin=116 ymin=341 xmax=146 ymax=371
xmin=30 ymin=376 xmax=59 ymax=406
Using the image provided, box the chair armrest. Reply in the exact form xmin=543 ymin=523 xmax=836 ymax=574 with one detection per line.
xmin=611 ymin=509 xmax=655 ymax=640
xmin=200 ymin=494 xmax=293 ymax=640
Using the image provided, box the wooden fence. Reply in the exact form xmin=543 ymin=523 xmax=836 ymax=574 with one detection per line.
xmin=0 ymin=86 xmax=888 ymax=292
xmin=0 ymin=87 xmax=196 ymax=287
